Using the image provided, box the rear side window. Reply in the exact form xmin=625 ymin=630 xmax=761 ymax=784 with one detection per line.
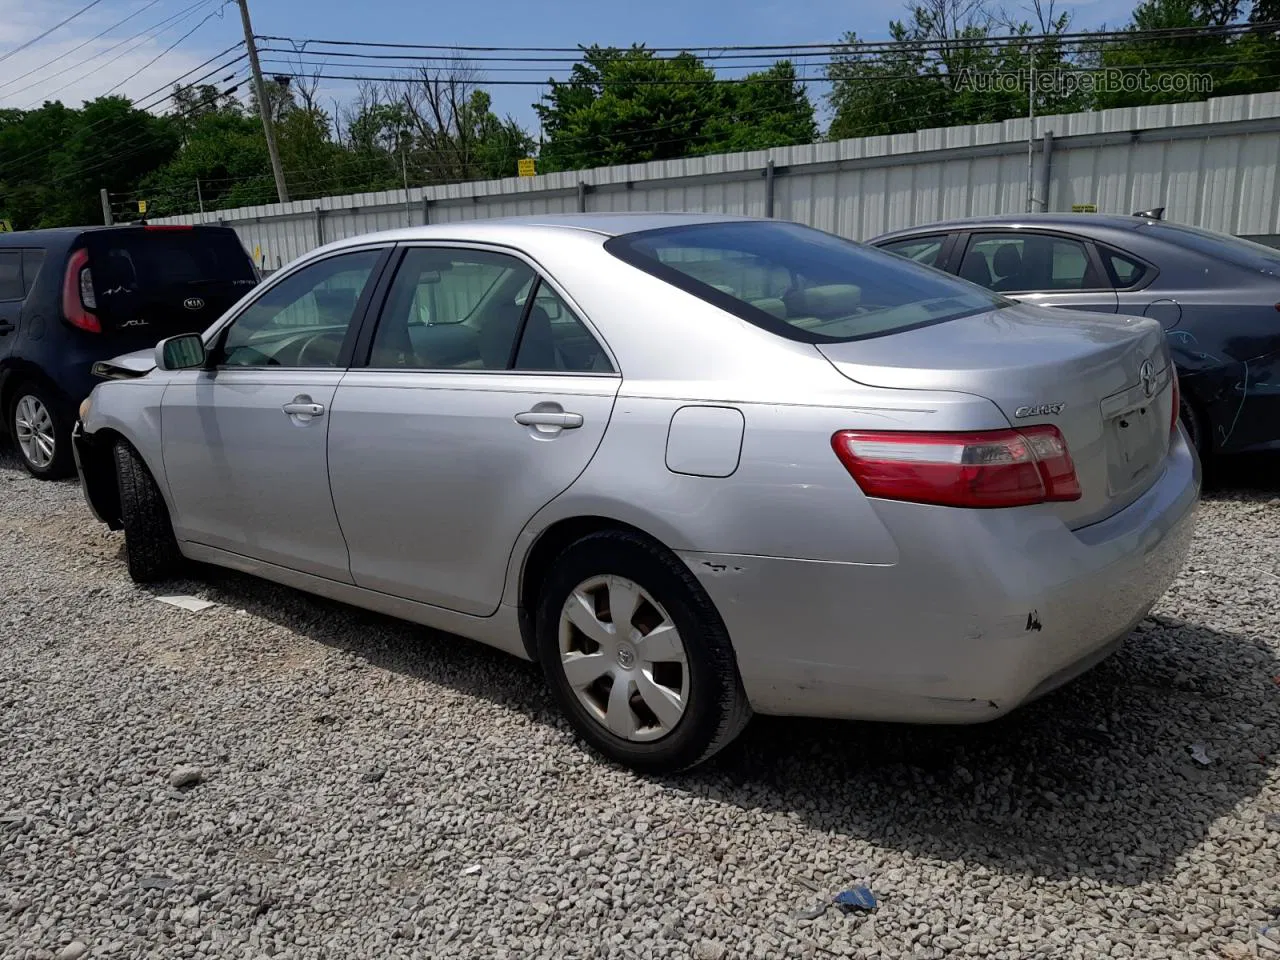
xmin=879 ymin=236 xmax=946 ymax=267
xmin=965 ymin=232 xmax=1104 ymax=292
xmin=605 ymin=221 xmax=1005 ymax=344
xmin=21 ymin=249 xmax=45 ymax=296
xmin=0 ymin=251 xmax=22 ymax=301
xmin=1103 ymin=249 xmax=1148 ymax=288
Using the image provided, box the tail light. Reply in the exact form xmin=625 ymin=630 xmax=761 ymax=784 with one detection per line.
xmin=1170 ymin=371 xmax=1181 ymax=436
xmin=832 ymin=426 xmax=1082 ymax=508
xmin=61 ymin=248 xmax=101 ymax=333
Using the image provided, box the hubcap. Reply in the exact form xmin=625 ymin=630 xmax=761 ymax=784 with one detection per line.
xmin=558 ymin=575 xmax=690 ymax=743
xmin=13 ymin=395 xmax=55 ymax=469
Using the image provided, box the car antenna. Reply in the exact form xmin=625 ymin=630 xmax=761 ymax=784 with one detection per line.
xmin=1132 ymin=207 xmax=1165 ymax=220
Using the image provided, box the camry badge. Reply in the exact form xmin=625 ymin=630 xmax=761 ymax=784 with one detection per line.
xmin=1014 ymin=402 xmax=1065 ymax=418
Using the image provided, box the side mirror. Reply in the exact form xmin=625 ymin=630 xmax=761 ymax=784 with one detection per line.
xmin=155 ymin=333 xmax=207 ymax=371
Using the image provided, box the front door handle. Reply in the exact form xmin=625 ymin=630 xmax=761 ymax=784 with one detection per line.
xmin=283 ymin=400 xmax=325 ymax=417
xmin=514 ymin=410 xmax=583 ymax=429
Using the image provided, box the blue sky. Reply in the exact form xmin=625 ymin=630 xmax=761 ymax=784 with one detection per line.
xmin=0 ymin=0 xmax=1112 ymax=128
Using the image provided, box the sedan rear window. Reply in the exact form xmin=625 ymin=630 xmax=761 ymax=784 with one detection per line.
xmin=605 ymin=221 xmax=1006 ymax=343
xmin=1140 ymin=221 xmax=1280 ymax=276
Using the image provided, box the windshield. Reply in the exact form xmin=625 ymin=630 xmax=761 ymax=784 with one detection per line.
xmin=1140 ymin=221 xmax=1280 ymax=276
xmin=604 ymin=220 xmax=1006 ymax=343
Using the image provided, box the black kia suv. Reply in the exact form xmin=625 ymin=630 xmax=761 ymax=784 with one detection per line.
xmin=0 ymin=224 xmax=258 ymax=478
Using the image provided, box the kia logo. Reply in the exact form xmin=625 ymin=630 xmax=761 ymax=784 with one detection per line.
xmin=183 ymin=297 xmax=205 ymax=311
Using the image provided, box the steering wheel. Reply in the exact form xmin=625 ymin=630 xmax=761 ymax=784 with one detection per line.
xmin=295 ymin=331 xmax=344 ymax=367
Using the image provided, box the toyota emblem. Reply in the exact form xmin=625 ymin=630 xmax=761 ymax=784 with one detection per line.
xmin=1139 ymin=359 xmax=1156 ymax=399
xmin=183 ymin=297 xmax=205 ymax=311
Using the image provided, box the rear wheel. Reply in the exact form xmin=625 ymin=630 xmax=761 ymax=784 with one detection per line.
xmin=1179 ymin=395 xmax=1209 ymax=463
xmin=535 ymin=530 xmax=751 ymax=773
xmin=8 ymin=381 xmax=74 ymax=480
xmin=114 ymin=440 xmax=183 ymax=584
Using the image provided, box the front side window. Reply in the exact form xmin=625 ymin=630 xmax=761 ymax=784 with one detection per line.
xmin=369 ymin=247 xmax=613 ymax=373
xmin=965 ymin=233 xmax=1102 ymax=293
xmin=219 ymin=249 xmax=381 ymax=368
xmin=879 ymin=236 xmax=945 ymax=268
xmin=605 ymin=221 xmax=1005 ymax=344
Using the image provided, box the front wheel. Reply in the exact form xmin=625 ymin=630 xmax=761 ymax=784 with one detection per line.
xmin=535 ymin=530 xmax=751 ymax=773
xmin=114 ymin=440 xmax=184 ymax=584
xmin=8 ymin=382 xmax=74 ymax=479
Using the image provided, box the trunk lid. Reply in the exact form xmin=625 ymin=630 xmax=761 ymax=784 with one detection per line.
xmin=83 ymin=226 xmax=257 ymax=348
xmin=818 ymin=304 xmax=1175 ymax=528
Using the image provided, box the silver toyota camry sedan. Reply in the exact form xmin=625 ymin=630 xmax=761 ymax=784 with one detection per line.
xmin=72 ymin=213 xmax=1199 ymax=772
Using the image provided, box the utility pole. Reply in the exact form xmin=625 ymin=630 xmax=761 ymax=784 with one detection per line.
xmin=99 ymin=188 xmax=113 ymax=226
xmin=235 ymin=0 xmax=289 ymax=204
xmin=196 ymin=178 xmax=205 ymax=215
xmin=401 ymin=142 xmax=411 ymax=225
xmin=1025 ymin=43 xmax=1036 ymax=214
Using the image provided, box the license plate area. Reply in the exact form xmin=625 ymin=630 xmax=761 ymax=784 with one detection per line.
xmin=1103 ymin=400 xmax=1163 ymax=495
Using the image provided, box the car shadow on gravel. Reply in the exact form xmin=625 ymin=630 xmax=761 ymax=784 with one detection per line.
xmin=169 ymin=552 xmax=1280 ymax=890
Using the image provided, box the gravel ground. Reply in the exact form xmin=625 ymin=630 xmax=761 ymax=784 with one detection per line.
xmin=2 ymin=449 xmax=1280 ymax=960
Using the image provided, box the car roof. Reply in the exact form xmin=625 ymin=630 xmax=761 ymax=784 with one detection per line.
xmin=871 ymin=213 xmax=1153 ymax=243
xmin=313 ymin=212 xmax=762 ymax=254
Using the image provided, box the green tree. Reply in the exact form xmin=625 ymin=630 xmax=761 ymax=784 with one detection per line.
xmin=534 ymin=46 xmax=815 ymax=172
xmin=826 ymin=0 xmax=1082 ymax=140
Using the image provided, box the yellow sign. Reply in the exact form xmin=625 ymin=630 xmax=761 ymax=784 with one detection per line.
xmin=1071 ymin=203 xmax=1097 ymax=213
xmin=517 ymin=158 xmax=536 ymax=177
xmin=0 ymin=219 xmax=11 ymax=233
xmin=253 ymin=245 xmax=262 ymax=263
xmin=137 ymin=200 xmax=148 ymax=214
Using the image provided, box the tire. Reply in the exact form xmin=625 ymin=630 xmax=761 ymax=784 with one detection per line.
xmin=535 ymin=529 xmax=751 ymax=773
xmin=113 ymin=440 xmax=183 ymax=584
xmin=1179 ymin=395 xmax=1210 ymax=464
xmin=7 ymin=381 xmax=74 ymax=480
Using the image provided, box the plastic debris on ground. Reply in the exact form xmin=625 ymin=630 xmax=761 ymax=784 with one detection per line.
xmin=155 ymin=595 xmax=215 ymax=613
xmin=833 ymin=886 xmax=879 ymax=913
xmin=1189 ymin=743 xmax=1214 ymax=766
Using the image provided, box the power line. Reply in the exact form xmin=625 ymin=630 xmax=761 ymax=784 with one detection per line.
xmin=257 ymin=22 xmax=1280 ymax=57
xmin=0 ymin=0 xmax=109 ymax=67
xmin=7 ymin=0 xmax=223 ymax=106
xmin=104 ymin=2 xmax=232 ymax=97
xmin=0 ymin=0 xmax=166 ymax=93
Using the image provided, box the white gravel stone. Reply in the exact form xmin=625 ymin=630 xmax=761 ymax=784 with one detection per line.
xmin=3 ymin=449 xmax=1280 ymax=959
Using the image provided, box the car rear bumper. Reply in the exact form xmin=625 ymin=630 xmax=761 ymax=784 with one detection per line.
xmin=680 ymin=428 xmax=1201 ymax=723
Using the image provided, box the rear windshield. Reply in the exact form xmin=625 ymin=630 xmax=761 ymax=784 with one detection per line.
xmin=604 ymin=220 xmax=1006 ymax=343
xmin=88 ymin=229 xmax=256 ymax=290
xmin=1140 ymin=221 xmax=1280 ymax=276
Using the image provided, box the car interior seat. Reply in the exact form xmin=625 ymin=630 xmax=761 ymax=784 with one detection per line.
xmin=991 ymin=245 xmax=1026 ymax=291
xmin=959 ymin=251 xmax=993 ymax=286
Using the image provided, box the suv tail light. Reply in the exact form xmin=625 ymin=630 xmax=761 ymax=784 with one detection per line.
xmin=832 ymin=426 xmax=1082 ymax=508
xmin=61 ymin=248 xmax=101 ymax=333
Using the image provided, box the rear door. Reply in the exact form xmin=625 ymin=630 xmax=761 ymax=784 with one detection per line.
xmin=0 ymin=250 xmax=23 ymax=360
xmin=955 ymin=231 xmax=1119 ymax=313
xmin=85 ymin=226 xmax=258 ymax=350
xmin=327 ymin=244 xmax=620 ymax=616
xmin=161 ymin=246 xmax=389 ymax=582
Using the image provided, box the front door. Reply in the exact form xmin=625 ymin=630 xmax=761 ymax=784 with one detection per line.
xmin=160 ymin=247 xmax=387 ymax=582
xmin=327 ymin=244 xmax=621 ymax=616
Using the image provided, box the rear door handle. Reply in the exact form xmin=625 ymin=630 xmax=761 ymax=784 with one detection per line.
xmin=283 ymin=401 xmax=325 ymax=417
xmin=514 ymin=410 xmax=583 ymax=429
xmin=0 ymin=321 xmax=13 ymax=336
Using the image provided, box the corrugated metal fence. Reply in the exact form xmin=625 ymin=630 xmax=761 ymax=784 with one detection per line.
xmin=154 ymin=91 xmax=1280 ymax=271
